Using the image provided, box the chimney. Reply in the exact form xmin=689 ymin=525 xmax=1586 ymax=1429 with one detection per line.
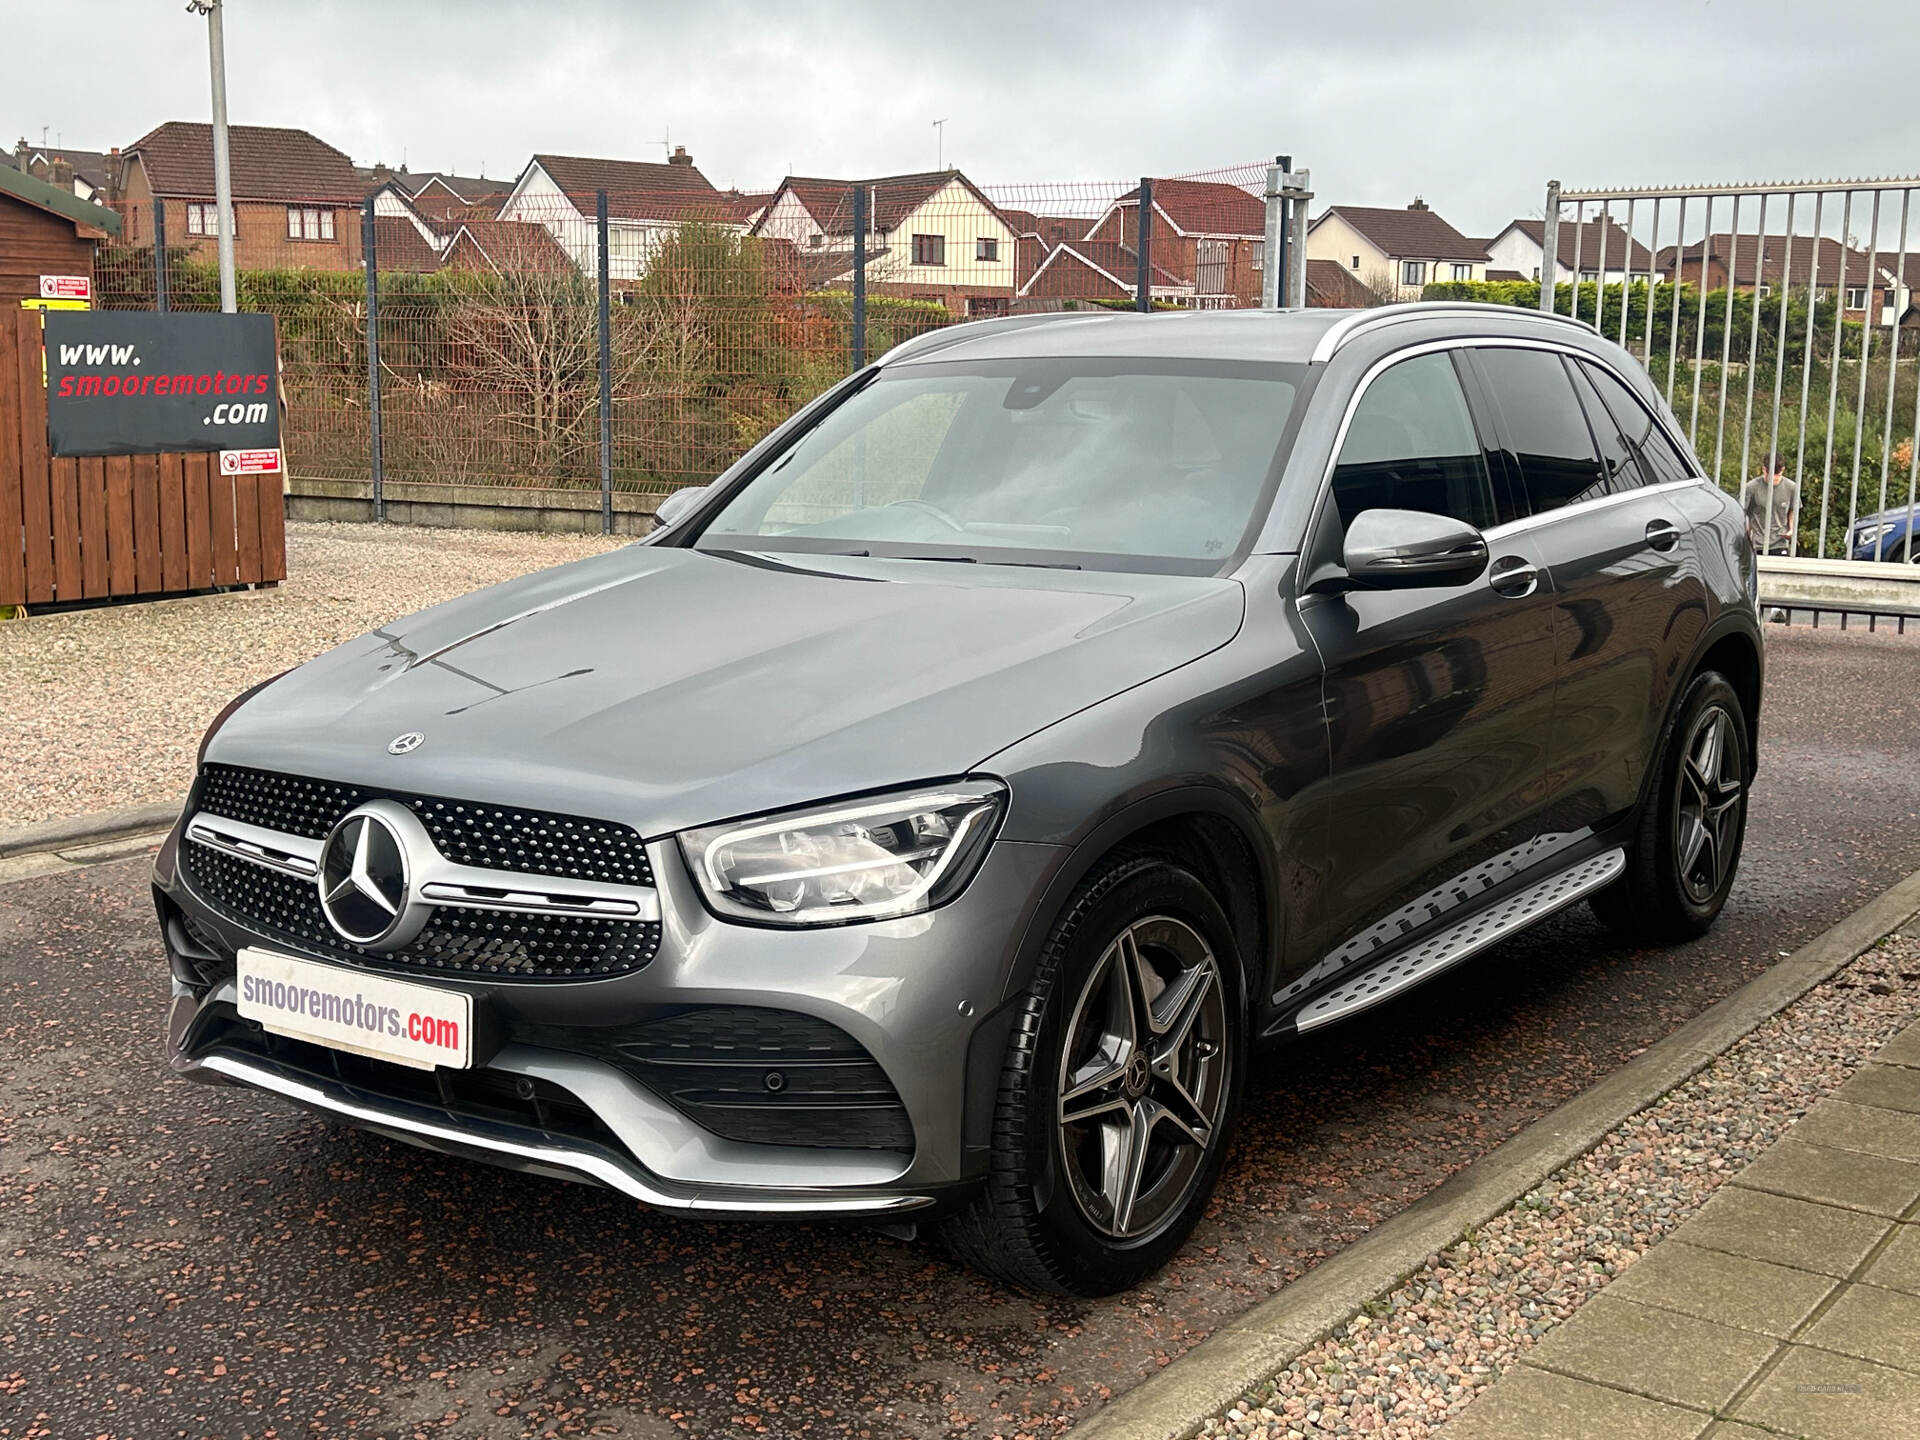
xmin=668 ymin=145 xmax=692 ymax=167
xmin=51 ymin=157 xmax=74 ymax=188
xmin=1408 ymin=196 xmax=1429 ymax=211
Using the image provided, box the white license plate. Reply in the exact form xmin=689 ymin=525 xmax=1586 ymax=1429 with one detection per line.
xmin=236 ymin=948 xmax=472 ymax=1070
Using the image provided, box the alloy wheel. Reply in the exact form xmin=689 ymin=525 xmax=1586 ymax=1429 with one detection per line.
xmin=1055 ymin=914 xmax=1229 ymax=1241
xmin=1674 ymin=704 xmax=1744 ymax=905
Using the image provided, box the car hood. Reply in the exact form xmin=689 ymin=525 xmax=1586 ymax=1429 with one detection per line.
xmin=209 ymin=545 xmax=1246 ymax=836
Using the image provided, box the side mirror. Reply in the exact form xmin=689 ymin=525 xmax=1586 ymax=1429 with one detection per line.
xmin=1341 ymin=508 xmax=1489 ymax=588
xmin=651 ymin=484 xmax=710 ymax=533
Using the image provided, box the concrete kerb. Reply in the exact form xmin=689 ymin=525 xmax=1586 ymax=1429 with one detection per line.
xmin=1073 ymin=866 xmax=1920 ymax=1440
xmin=0 ymin=798 xmax=184 ymax=861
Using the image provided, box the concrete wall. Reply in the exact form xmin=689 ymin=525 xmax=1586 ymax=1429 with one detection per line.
xmin=287 ymin=476 xmax=662 ymax=535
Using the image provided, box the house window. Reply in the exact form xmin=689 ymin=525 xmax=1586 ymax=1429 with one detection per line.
xmin=1846 ymin=285 xmax=1868 ymax=309
xmin=1580 ymin=270 xmax=1598 ymax=284
xmin=1758 ymin=284 xmax=1773 ymax=299
xmin=912 ymin=233 xmax=946 ymax=266
xmin=1250 ymin=240 xmax=1264 ymax=272
xmin=967 ymin=296 xmax=1010 ymax=318
xmin=1351 ymin=254 xmax=1360 ymax=269
xmin=1197 ymin=239 xmax=1228 ymax=295
xmin=808 ymin=233 xmax=824 ymax=249
xmin=1401 ymin=260 xmax=1427 ymax=287
xmin=287 ymin=206 xmax=335 ymax=241
xmin=975 ymin=237 xmax=998 ymax=262
xmin=1452 ymin=263 xmax=1473 ymax=281
xmin=187 ymin=201 xmax=218 ymax=236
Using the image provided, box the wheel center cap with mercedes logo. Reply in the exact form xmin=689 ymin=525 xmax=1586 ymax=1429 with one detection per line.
xmin=318 ymin=801 xmax=429 ymax=949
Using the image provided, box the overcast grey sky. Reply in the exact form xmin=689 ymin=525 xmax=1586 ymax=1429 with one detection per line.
xmin=7 ymin=0 xmax=1915 ymax=234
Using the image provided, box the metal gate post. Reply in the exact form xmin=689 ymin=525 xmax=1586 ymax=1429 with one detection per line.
xmin=362 ymin=198 xmax=384 ymax=522
xmin=1136 ymin=179 xmax=1155 ymax=312
xmin=1287 ymin=169 xmax=1313 ymax=311
xmin=1539 ymin=181 xmax=1561 ymax=312
xmin=152 ymin=199 xmax=168 ymax=313
xmin=1262 ymin=158 xmax=1285 ymax=309
xmin=851 ymin=184 xmax=868 ymax=371
xmin=596 ymin=190 xmax=613 ymax=535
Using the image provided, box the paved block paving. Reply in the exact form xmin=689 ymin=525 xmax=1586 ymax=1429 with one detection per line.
xmin=1434 ymin=1021 xmax=1920 ymax=1439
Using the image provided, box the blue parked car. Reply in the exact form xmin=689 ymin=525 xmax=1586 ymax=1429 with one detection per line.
xmin=1850 ymin=507 xmax=1920 ymax=562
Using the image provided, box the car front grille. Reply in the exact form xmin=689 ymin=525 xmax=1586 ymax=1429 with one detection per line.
xmin=181 ymin=765 xmax=661 ymax=982
xmin=515 ymin=1006 xmax=915 ymax=1152
xmin=196 ymin=763 xmax=652 ymax=887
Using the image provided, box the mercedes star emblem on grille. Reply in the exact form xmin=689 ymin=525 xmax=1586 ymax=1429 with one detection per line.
xmin=318 ymin=808 xmax=413 ymax=946
xmin=387 ymin=731 xmax=425 ymax=755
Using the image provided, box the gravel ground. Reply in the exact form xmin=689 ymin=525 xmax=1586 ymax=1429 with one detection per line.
xmin=0 ymin=521 xmax=622 ymax=828
xmin=1199 ymin=930 xmax=1920 ymax=1440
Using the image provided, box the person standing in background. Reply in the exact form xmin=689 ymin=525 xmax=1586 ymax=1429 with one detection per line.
xmin=1741 ymin=452 xmax=1799 ymax=556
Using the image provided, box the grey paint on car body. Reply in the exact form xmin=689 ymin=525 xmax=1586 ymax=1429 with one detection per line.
xmin=157 ymin=304 xmax=1764 ymax=1265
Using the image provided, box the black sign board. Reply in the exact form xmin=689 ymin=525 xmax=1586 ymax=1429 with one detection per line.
xmin=42 ymin=311 xmax=280 ymax=458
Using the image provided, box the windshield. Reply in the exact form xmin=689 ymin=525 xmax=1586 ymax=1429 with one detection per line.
xmin=695 ymin=358 xmax=1305 ymax=573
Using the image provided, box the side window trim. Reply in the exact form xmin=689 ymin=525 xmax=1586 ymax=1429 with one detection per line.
xmin=1465 ymin=344 xmax=1611 ymax=518
xmin=1577 ymin=356 xmax=1703 ymax=487
xmin=1565 ymin=358 xmax=1646 ymax=494
xmin=1451 ymin=348 xmax=1528 ymax=525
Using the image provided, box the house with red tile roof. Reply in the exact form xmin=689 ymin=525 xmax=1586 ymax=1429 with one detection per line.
xmin=1306 ymin=200 xmax=1488 ymax=301
xmin=1082 ymin=179 xmax=1268 ymax=306
xmin=495 ymin=145 xmax=734 ymax=280
xmin=1304 ymin=258 xmax=1384 ymax=308
xmin=1486 ymin=218 xmax=1657 ymax=287
xmin=751 ymin=169 xmax=1020 ymax=316
xmin=1017 ymin=239 xmax=1188 ymax=307
xmin=116 ymin=121 xmax=363 ymax=268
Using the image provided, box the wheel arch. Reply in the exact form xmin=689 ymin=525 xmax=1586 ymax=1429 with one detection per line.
xmin=998 ymin=786 xmax=1278 ymax=1014
xmin=1688 ymin=619 xmax=1763 ymax=782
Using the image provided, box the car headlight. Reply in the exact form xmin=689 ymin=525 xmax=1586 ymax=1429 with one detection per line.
xmin=680 ymin=781 xmax=1005 ymax=927
xmin=1858 ymin=522 xmax=1897 ymax=547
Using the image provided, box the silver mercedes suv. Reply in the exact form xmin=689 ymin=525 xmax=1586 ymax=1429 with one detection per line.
xmin=156 ymin=303 xmax=1761 ymax=1295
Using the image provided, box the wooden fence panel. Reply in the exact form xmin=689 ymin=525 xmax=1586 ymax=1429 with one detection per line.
xmin=256 ymin=474 xmax=286 ymax=583
xmin=184 ymin=453 xmax=211 ymax=591
xmin=159 ymin=452 xmax=188 ymax=594
xmin=209 ymin=466 xmax=238 ymax=586
xmin=0 ymin=313 xmax=24 ymax=607
xmin=51 ymin=456 xmax=83 ymax=601
xmin=234 ymin=472 xmax=262 ymax=583
xmin=78 ymin=456 xmax=108 ymax=599
xmin=131 ymin=453 xmax=161 ymax=594
xmin=105 ymin=455 xmax=134 ymax=595
xmin=14 ymin=312 xmax=55 ymax=604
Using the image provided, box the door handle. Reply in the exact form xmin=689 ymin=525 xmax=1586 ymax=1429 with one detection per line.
xmin=1488 ymin=555 xmax=1539 ymax=598
xmin=1645 ymin=517 xmax=1682 ymax=552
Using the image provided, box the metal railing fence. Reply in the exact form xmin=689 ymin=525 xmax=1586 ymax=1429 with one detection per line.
xmin=95 ymin=159 xmax=1309 ymax=531
xmin=1525 ymin=176 xmax=1920 ymax=563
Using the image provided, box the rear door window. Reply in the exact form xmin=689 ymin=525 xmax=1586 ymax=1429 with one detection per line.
xmin=1329 ymin=352 xmax=1495 ymax=531
xmin=1473 ymin=348 xmax=1609 ymax=513
xmin=1568 ymin=362 xmax=1644 ymax=494
xmin=1578 ymin=359 xmax=1700 ymax=487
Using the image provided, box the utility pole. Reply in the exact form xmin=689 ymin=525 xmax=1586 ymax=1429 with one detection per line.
xmin=187 ymin=0 xmax=237 ymax=312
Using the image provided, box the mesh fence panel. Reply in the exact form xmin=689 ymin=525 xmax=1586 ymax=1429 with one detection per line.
xmin=95 ymin=163 xmax=1282 ymax=510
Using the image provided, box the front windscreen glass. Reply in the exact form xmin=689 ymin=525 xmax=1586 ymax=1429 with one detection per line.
xmin=695 ymin=358 xmax=1304 ymax=572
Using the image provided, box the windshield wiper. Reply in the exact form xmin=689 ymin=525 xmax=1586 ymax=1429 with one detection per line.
xmin=895 ymin=553 xmax=1083 ymax=571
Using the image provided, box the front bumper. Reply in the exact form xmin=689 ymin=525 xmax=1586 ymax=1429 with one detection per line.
xmin=158 ymin=819 xmax=1066 ymax=1219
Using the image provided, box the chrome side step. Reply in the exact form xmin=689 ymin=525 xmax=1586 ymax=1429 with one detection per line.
xmin=1292 ymin=847 xmax=1626 ymax=1033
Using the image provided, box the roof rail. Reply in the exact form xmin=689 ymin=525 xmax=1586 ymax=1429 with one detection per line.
xmin=1308 ymin=302 xmax=1598 ymax=364
xmin=879 ymin=309 xmax=1122 ymax=365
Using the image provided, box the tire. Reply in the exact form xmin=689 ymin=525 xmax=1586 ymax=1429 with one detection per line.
xmin=938 ymin=855 xmax=1246 ymax=1296
xmin=1591 ymin=670 xmax=1749 ymax=942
